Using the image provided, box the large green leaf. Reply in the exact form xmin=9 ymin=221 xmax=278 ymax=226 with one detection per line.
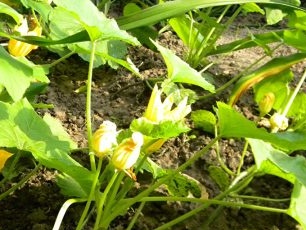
xmin=153 ymin=41 xmax=215 ymax=92
xmin=248 ymin=139 xmax=306 ymax=185
xmin=48 ymin=2 xmax=139 ymax=68
xmin=0 ymin=47 xmax=49 ymax=101
xmin=0 ymin=99 xmax=93 ymax=197
xmin=217 ymin=102 xmax=306 ymax=151
xmin=52 ymin=0 xmax=139 ymax=44
xmin=288 ymin=181 xmax=306 ymax=229
xmin=117 ymin=0 xmax=301 ymax=30
xmin=0 ymin=2 xmax=23 ymax=24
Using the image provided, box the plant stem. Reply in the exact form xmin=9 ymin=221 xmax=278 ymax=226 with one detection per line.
xmin=281 ymin=69 xmax=306 ymax=117
xmin=86 ymin=41 xmax=97 ymax=171
xmin=139 ymin=196 xmax=288 ymax=213
xmin=126 ymin=201 xmax=146 ymax=230
xmin=237 ymin=140 xmax=249 ymax=175
xmin=76 ymin=157 xmax=103 ymax=230
xmin=230 ymin=194 xmax=290 ymax=202
xmin=0 ymin=163 xmax=41 ymax=201
xmin=94 ymin=171 xmax=119 ymax=230
xmin=102 ymin=136 xmax=220 ymax=226
xmin=53 ymin=198 xmax=87 ymax=230
xmin=44 ymin=51 xmax=75 ymax=69
xmin=153 ymin=166 xmax=257 ymax=230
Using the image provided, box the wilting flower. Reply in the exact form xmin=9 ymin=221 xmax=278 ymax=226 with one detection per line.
xmin=8 ymin=18 xmax=42 ymax=57
xmin=0 ymin=149 xmax=13 ymax=172
xmin=144 ymin=85 xmax=191 ymax=123
xmin=270 ymin=112 xmax=288 ymax=132
xmin=112 ymin=132 xmax=143 ymax=171
xmin=92 ymin=121 xmax=118 ymax=158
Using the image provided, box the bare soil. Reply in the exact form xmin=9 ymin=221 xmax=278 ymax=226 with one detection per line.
xmin=0 ymin=14 xmax=304 ymax=230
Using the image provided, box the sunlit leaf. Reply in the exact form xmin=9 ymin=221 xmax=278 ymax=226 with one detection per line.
xmin=248 ymin=139 xmax=306 ymax=185
xmin=284 ymin=30 xmax=306 ymax=52
xmin=0 ymin=46 xmax=49 ymax=101
xmin=131 ymin=118 xmax=190 ymax=139
xmin=0 ymin=99 xmax=93 ymax=197
xmin=288 ymin=181 xmax=306 ymax=229
xmin=52 ymin=0 xmax=139 ymax=44
xmin=153 ymin=41 xmax=215 ymax=92
xmin=229 ymin=53 xmax=306 ymax=106
xmin=265 ymin=7 xmax=287 ymax=25
xmin=217 ymin=102 xmax=306 ymax=151
xmin=0 ymin=2 xmax=23 ymax=24
xmin=253 ymin=69 xmax=292 ymax=111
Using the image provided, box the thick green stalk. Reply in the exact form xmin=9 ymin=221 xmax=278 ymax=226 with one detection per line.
xmin=153 ymin=166 xmax=257 ymax=230
xmin=101 ymin=136 xmax=220 ymax=226
xmin=86 ymin=41 xmax=97 ymax=171
xmin=76 ymin=157 xmax=103 ymax=230
xmin=94 ymin=171 xmax=119 ymax=230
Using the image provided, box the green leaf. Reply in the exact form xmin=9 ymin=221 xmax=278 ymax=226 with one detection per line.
xmin=153 ymin=41 xmax=215 ymax=92
xmin=284 ymin=30 xmax=306 ymax=52
xmin=0 ymin=2 xmax=23 ymax=24
xmin=117 ymin=0 xmax=301 ymax=30
xmin=0 ymin=47 xmax=49 ymax=101
xmin=229 ymin=53 xmax=306 ymax=106
xmin=131 ymin=118 xmax=190 ymax=139
xmin=191 ymin=110 xmax=216 ymax=134
xmin=0 ymin=99 xmax=93 ymax=197
xmin=288 ymin=10 xmax=306 ymax=30
xmin=248 ymin=139 xmax=306 ymax=185
xmin=265 ymin=7 xmax=287 ymax=25
xmin=52 ymin=0 xmax=139 ymax=44
xmin=208 ymin=166 xmax=230 ymax=191
xmin=288 ymin=181 xmax=306 ymax=229
xmin=217 ymin=102 xmax=306 ymax=151
xmin=242 ymin=3 xmax=265 ymax=14
xmin=253 ymin=69 xmax=292 ymax=111
xmin=140 ymin=157 xmax=166 ymax=179
xmin=20 ymin=0 xmax=53 ymax=22
xmin=165 ymin=171 xmax=202 ymax=198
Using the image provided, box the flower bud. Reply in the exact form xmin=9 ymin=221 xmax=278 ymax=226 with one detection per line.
xmin=270 ymin=112 xmax=288 ymax=131
xmin=92 ymin=121 xmax=118 ymax=158
xmin=258 ymin=92 xmax=275 ymax=117
xmin=112 ymin=132 xmax=143 ymax=170
xmin=0 ymin=149 xmax=13 ymax=172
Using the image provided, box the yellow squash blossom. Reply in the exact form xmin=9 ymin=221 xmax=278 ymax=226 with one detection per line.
xmin=92 ymin=121 xmax=118 ymax=158
xmin=143 ymin=85 xmax=191 ymax=152
xmin=0 ymin=149 xmax=13 ymax=172
xmin=112 ymin=132 xmax=143 ymax=171
xmin=144 ymin=85 xmax=191 ymax=123
xmin=8 ymin=18 xmax=42 ymax=57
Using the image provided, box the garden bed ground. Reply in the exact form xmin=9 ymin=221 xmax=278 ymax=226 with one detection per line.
xmin=0 ymin=13 xmax=305 ymax=230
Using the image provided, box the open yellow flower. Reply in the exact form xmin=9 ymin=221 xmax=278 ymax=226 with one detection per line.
xmin=0 ymin=149 xmax=13 ymax=172
xmin=142 ymin=85 xmax=191 ymax=153
xmin=92 ymin=121 xmax=118 ymax=158
xmin=8 ymin=18 xmax=42 ymax=57
xmin=144 ymin=85 xmax=191 ymax=123
xmin=112 ymin=132 xmax=143 ymax=171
